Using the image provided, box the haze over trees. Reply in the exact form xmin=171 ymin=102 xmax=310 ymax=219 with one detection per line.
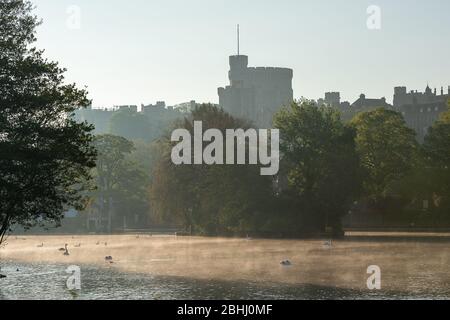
xmin=273 ymin=101 xmax=362 ymax=236
xmin=90 ymin=135 xmax=150 ymax=232
xmin=421 ymin=108 xmax=450 ymax=217
xmin=0 ymin=0 xmax=96 ymax=244
xmin=2 ymin=2 xmax=450 ymax=239
xmin=350 ymin=109 xmax=419 ymax=200
xmin=150 ymin=104 xmax=274 ymax=236
xmin=109 ymin=109 xmax=158 ymax=142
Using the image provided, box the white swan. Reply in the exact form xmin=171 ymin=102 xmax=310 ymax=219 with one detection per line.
xmin=323 ymin=240 xmax=333 ymax=249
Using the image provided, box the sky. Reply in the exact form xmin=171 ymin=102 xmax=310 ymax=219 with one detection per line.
xmin=31 ymin=0 xmax=450 ymax=108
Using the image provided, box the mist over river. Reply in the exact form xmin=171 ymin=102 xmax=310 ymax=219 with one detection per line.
xmin=1 ymin=234 xmax=449 ymax=300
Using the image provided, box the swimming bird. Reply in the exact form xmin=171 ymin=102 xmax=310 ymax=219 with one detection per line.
xmin=37 ymin=243 xmax=44 ymax=248
xmin=58 ymin=244 xmax=68 ymax=252
xmin=105 ymin=256 xmax=113 ymax=263
xmin=0 ymin=274 xmax=6 ymax=279
xmin=323 ymin=240 xmax=333 ymax=249
xmin=60 ymin=244 xmax=69 ymax=256
xmin=280 ymin=260 xmax=292 ymax=266
xmin=74 ymin=243 xmax=81 ymax=248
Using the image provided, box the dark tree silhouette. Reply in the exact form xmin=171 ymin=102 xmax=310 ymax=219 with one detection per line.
xmin=274 ymin=100 xmax=362 ymax=236
xmin=0 ymin=1 xmax=96 ymax=244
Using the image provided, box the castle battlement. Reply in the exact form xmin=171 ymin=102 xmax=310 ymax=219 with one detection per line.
xmin=219 ymin=55 xmax=294 ymax=127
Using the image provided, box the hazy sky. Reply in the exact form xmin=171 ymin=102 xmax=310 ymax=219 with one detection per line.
xmin=32 ymin=0 xmax=450 ymax=108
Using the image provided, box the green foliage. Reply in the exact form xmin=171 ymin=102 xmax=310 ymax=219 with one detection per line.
xmin=108 ymin=107 xmax=183 ymax=143
xmin=150 ymin=104 xmax=274 ymax=235
xmin=126 ymin=139 xmax=160 ymax=177
xmin=424 ymin=112 xmax=450 ymax=168
xmin=109 ymin=109 xmax=156 ymax=142
xmin=91 ymin=135 xmax=150 ymax=231
xmin=350 ymin=108 xmax=419 ymax=199
xmin=421 ymin=108 xmax=450 ymax=214
xmin=274 ymin=100 xmax=362 ymax=235
xmin=0 ymin=0 xmax=96 ymax=243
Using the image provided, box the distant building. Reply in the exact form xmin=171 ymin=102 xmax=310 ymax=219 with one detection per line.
xmin=324 ymin=92 xmax=341 ymax=108
xmin=326 ymin=92 xmax=392 ymax=121
xmin=218 ymin=55 xmax=293 ymax=128
xmin=142 ymin=101 xmax=167 ymax=114
xmin=394 ymin=85 xmax=450 ymax=141
xmin=74 ymin=107 xmax=114 ymax=134
xmin=173 ymin=100 xmax=199 ymax=114
xmin=74 ymin=101 xmax=183 ymax=136
xmin=394 ymin=85 xmax=449 ymax=108
xmin=350 ymin=94 xmax=392 ymax=112
xmin=321 ymin=85 xmax=450 ymax=142
xmin=118 ymin=105 xmax=138 ymax=113
xmin=318 ymin=92 xmax=350 ymax=112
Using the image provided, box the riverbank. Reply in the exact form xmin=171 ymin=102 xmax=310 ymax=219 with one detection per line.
xmin=1 ymin=233 xmax=449 ymax=298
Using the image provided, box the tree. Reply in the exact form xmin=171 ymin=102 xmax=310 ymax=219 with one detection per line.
xmin=91 ymin=135 xmax=149 ymax=232
xmin=350 ymin=108 xmax=419 ymax=200
xmin=424 ymin=109 xmax=450 ymax=169
xmin=150 ymin=104 xmax=274 ymax=235
xmin=273 ymin=100 xmax=362 ymax=236
xmin=422 ymin=107 xmax=450 ymax=215
xmin=0 ymin=1 xmax=96 ymax=245
xmin=109 ymin=109 xmax=156 ymax=142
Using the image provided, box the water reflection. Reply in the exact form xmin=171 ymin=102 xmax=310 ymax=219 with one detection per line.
xmin=0 ymin=261 xmax=448 ymax=300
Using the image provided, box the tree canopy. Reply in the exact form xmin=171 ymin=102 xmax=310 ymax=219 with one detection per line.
xmin=0 ymin=0 xmax=96 ymax=244
xmin=150 ymin=104 xmax=274 ymax=235
xmin=350 ymin=108 xmax=419 ymax=199
xmin=274 ymin=100 xmax=362 ymax=235
xmin=91 ymin=135 xmax=149 ymax=232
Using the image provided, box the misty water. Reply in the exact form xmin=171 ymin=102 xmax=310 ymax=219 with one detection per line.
xmin=0 ymin=261 xmax=445 ymax=300
xmin=1 ymin=235 xmax=450 ymax=300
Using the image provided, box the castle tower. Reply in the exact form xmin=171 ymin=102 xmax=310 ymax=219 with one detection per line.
xmin=218 ymin=27 xmax=293 ymax=128
xmin=394 ymin=86 xmax=407 ymax=107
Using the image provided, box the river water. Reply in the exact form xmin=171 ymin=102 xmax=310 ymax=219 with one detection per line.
xmin=1 ymin=234 xmax=450 ymax=300
xmin=0 ymin=261 xmax=448 ymax=300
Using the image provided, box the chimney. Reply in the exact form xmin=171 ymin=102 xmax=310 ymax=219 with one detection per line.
xmin=434 ymin=88 xmax=437 ymax=95
xmin=441 ymin=87 xmax=444 ymax=96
